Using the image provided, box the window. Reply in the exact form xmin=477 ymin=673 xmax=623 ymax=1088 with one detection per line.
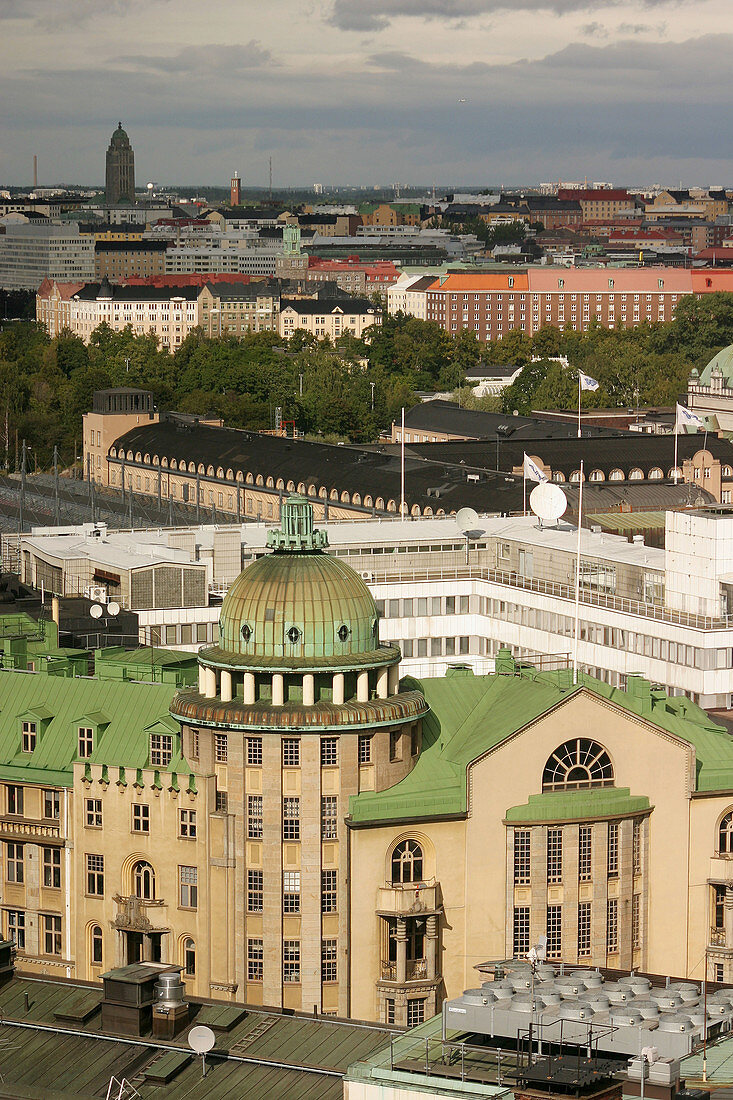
xmin=283 ymin=797 xmax=300 ymax=840
xmin=321 ymin=796 xmax=338 ymax=840
xmin=133 ymin=860 xmax=155 ymax=900
xmin=7 ymin=786 xmax=23 ymax=816
xmin=247 ymin=869 xmax=263 ymax=912
xmin=390 ymin=730 xmax=402 ymax=762
xmin=542 ymin=739 xmax=613 ymax=791
xmin=719 ymin=811 xmax=733 ymax=853
xmin=283 ymin=940 xmax=300 ymax=983
xmin=132 ymin=804 xmax=150 ymax=833
xmin=179 ymin=865 xmax=198 ymax=908
xmin=513 ymin=906 xmax=530 ymax=958
xmin=44 ymin=914 xmax=62 ymax=956
xmin=184 ymin=937 xmax=196 ymax=977
xmin=91 ymin=924 xmax=103 ymax=966
xmin=43 ymin=790 xmax=60 ymax=820
xmin=179 ymin=809 xmax=197 ymax=839
xmin=281 ymin=866 xmax=299 ymax=910
xmin=322 ymin=869 xmax=338 ymax=913
xmin=546 ymin=905 xmax=562 ymax=959
xmin=189 ymin=730 xmax=199 ymax=758
xmin=578 ymin=825 xmax=592 ymax=881
xmin=247 ymin=737 xmax=262 ymax=765
xmin=607 ymin=897 xmax=618 ymax=953
xmin=6 ymin=842 xmax=23 ymax=883
xmin=578 ymin=902 xmax=591 ymax=957
xmin=215 ymin=790 xmax=228 ymax=813
xmin=321 ymin=738 xmax=338 ymax=767
xmin=247 ymin=795 xmax=263 ymax=839
xmin=514 ymin=830 xmax=530 ymax=885
xmin=391 ymin=840 xmax=423 ymax=884
xmin=85 ymin=798 xmax=102 ymax=828
xmin=86 ymin=854 xmax=104 ymax=896
xmin=322 ymin=939 xmax=338 ymax=982
xmin=43 ymin=847 xmax=61 ymax=889
xmin=247 ymin=938 xmax=263 ymax=981
xmin=633 ymin=819 xmax=642 ymax=874
xmin=715 ymin=963 xmax=724 ymax=983
xmin=150 ymin=734 xmax=173 ymax=767
xmin=78 ymin=727 xmax=94 ymax=758
xmin=22 ymin=721 xmax=36 ymax=753
xmin=607 ymin=822 xmax=619 ymax=878
xmin=358 ymin=735 xmax=372 ymax=764
xmin=214 ymin=733 xmax=228 ymax=763
xmin=407 ymin=1000 xmax=425 ymax=1027
xmin=547 ymin=828 xmax=563 ymax=884
xmin=385 ymin=998 xmax=396 ymax=1024
xmin=283 ymin=738 xmax=300 ymax=767
xmin=632 ymin=894 xmax=641 ymax=950
xmin=6 ymin=910 xmax=24 ymax=949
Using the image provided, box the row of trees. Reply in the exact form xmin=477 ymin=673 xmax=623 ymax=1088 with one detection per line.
xmin=0 ymin=291 xmax=732 ymax=470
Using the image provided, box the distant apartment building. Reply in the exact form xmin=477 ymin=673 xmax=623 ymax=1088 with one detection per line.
xmin=557 ymin=187 xmax=637 ymax=220
xmin=386 ymin=273 xmax=436 ymax=319
xmin=305 ymin=258 xmax=399 ymax=296
xmin=279 ymin=295 xmax=381 ymax=340
xmin=0 ymin=224 xmax=95 ymax=290
xmin=359 ymin=202 xmax=423 ymax=227
xmin=199 ymin=280 xmax=279 ymax=336
xmin=164 ymin=241 xmax=282 ymax=277
xmin=94 ymin=239 xmax=169 ymax=281
xmin=35 ymin=278 xmax=85 ymax=335
xmin=83 ymin=387 xmax=158 ymax=483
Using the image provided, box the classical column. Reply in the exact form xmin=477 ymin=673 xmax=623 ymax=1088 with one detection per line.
xmin=388 ymin=664 xmax=400 ymax=696
xmin=198 ymin=665 xmax=206 ymax=694
xmin=220 ymin=670 xmax=232 ymax=702
xmin=357 ymin=670 xmax=369 ymax=703
xmin=376 ymin=666 xmax=389 ymax=699
xmin=205 ymin=666 xmax=216 ymax=699
xmin=396 ymin=918 xmax=407 ymax=984
xmin=426 ymin=914 xmax=438 ymax=981
xmin=303 ymin=673 xmax=315 ymax=706
xmin=332 ymin=672 xmax=345 ymax=705
xmin=243 ymin=671 xmax=255 ymax=705
xmin=272 ymin=672 xmax=284 ymax=706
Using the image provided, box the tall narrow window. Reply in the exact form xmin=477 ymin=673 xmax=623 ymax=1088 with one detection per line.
xmin=86 ymin=854 xmax=104 ymax=896
xmin=578 ymin=826 xmax=592 ymax=881
xmin=632 ymin=894 xmax=641 ymax=950
xmin=513 ymin=907 xmax=530 ymax=958
xmin=607 ymin=898 xmax=618 ymax=954
xmin=247 ymin=938 xmax=263 ymax=981
xmin=43 ymin=790 xmax=60 ymax=820
xmin=633 ymin=819 xmax=642 ymax=874
xmin=321 ymin=796 xmax=338 ymax=840
xmin=22 ymin=721 xmax=36 ymax=753
xmin=184 ymin=937 xmax=196 ymax=977
xmin=179 ymin=866 xmax=197 ymax=909
xmin=247 ymin=737 xmax=262 ymax=765
xmin=6 ymin=843 xmax=23 ymax=883
xmin=283 ymin=871 xmax=300 ymax=913
xmin=133 ymin=860 xmax=155 ymax=901
xmin=578 ymin=902 xmax=591 ymax=957
xmin=283 ymin=798 xmax=300 ymax=840
xmin=247 ymin=869 xmax=263 ymax=912
xmin=322 ymin=939 xmax=337 ymax=982
xmin=247 ymin=795 xmax=263 ymax=839
xmin=44 ymin=914 xmax=62 ymax=956
xmin=358 ymin=735 xmax=372 ymax=764
xmin=391 ymin=841 xmax=423 ymax=884
xmin=91 ymin=924 xmax=103 ymax=966
xmin=78 ymin=727 xmax=94 ymax=758
xmin=547 ymin=829 xmax=563 ymax=884
xmin=85 ymin=798 xmax=102 ymax=828
xmin=546 ymin=905 xmax=562 ymax=959
xmin=322 ymin=869 xmax=337 ymax=913
xmin=43 ymin=847 xmax=61 ymax=889
xmin=282 ymin=739 xmax=300 ymax=767
xmin=514 ymin=830 xmax=530 ymax=886
xmin=283 ymin=940 xmax=300 ymax=983
xmin=607 ymin=822 xmax=619 ymax=878
xmin=6 ymin=910 xmax=25 ymax=949
xmin=214 ymin=733 xmax=228 ymax=763
xmin=321 ymin=738 xmax=338 ymax=767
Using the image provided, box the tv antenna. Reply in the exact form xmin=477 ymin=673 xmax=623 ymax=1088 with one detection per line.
xmin=529 ymin=482 xmax=567 ymax=529
xmin=456 ymin=506 xmax=485 ymax=564
xmin=188 ymin=1024 xmax=216 ymax=1078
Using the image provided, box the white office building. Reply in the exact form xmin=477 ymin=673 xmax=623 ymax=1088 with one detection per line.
xmin=0 ymin=223 xmax=95 ymax=290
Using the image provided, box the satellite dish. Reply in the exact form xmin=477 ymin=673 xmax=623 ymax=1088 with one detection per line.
xmin=456 ymin=507 xmax=484 ymax=539
xmin=529 ymin=482 xmax=567 ymax=528
xmin=107 ymin=602 xmax=120 ymax=617
xmin=188 ymin=1025 xmax=216 ymax=1054
xmin=89 ymin=604 xmax=104 ymax=619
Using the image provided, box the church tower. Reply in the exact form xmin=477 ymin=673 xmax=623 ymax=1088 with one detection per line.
xmin=105 ymin=122 xmax=135 ymax=204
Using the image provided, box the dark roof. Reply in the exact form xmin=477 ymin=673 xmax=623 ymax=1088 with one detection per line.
xmin=403 ymin=401 xmax=626 ymax=440
xmin=74 ymin=282 xmax=199 ymax=302
xmin=406 ymin=275 xmax=437 ymax=291
xmin=464 ymin=364 xmax=518 ymax=378
xmin=204 ymin=280 xmax=277 ymax=300
xmin=95 ymin=239 xmax=170 ymax=252
xmin=521 ymin=198 xmax=582 ymax=212
xmin=298 ymin=214 xmax=338 ymax=225
xmin=280 ymin=297 xmax=378 ymax=316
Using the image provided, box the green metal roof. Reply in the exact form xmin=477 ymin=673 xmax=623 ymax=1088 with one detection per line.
xmin=585 ymin=511 xmax=666 ymax=534
xmin=505 ymin=788 xmax=651 ymax=824
xmin=700 ymin=343 xmax=733 ymax=385
xmin=348 ymin=656 xmax=733 ymax=826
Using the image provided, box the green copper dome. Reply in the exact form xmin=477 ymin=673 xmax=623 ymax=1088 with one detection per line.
xmin=110 ymin=122 xmax=130 ymax=145
xmin=217 ymin=496 xmax=380 ymax=662
xmin=700 ymin=344 xmax=733 ymax=386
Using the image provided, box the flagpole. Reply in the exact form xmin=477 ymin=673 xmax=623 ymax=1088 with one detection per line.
xmin=674 ymin=406 xmax=679 ymax=486
xmin=572 ymin=459 xmax=584 ymax=685
xmin=523 ymin=470 xmax=527 ymax=517
xmin=577 ymin=372 xmax=582 ymax=439
xmin=400 ymin=407 xmax=405 ymax=523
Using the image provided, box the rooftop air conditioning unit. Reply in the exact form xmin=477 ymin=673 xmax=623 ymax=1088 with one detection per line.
xmin=361 ymin=571 xmax=374 ymax=582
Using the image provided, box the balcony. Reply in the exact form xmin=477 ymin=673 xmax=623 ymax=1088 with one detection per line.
xmin=380 ymin=957 xmax=429 ymax=982
xmin=0 ymin=816 xmax=61 ymax=841
xmin=710 ymin=927 xmax=727 ymax=948
xmin=377 ymin=881 xmax=440 ymax=916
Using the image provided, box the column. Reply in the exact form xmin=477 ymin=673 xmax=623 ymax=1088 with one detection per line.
xmin=724 ymin=886 xmax=733 ymax=949
xmin=332 ymin=672 xmax=345 ymax=705
xmin=205 ymin=666 xmax=216 ymax=699
xmin=303 ymin=673 xmax=315 ymax=706
xmin=426 ymin=915 xmax=438 ymax=980
xmin=243 ymin=672 xmax=255 ymax=705
xmin=272 ymin=673 xmax=284 ymax=706
xmin=357 ymin=670 xmax=369 ymax=703
xmin=376 ymin=667 xmax=389 ymax=699
xmin=198 ymin=665 xmax=206 ymax=694
xmin=396 ymin=918 xmax=407 ymax=984
xmin=220 ymin=670 xmax=233 ymax=702
xmin=388 ymin=664 xmax=400 ymax=696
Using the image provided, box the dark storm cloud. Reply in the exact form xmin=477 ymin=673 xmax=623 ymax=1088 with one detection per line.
xmin=121 ymin=41 xmax=275 ymax=74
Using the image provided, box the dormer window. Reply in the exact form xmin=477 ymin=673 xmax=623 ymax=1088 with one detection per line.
xmin=22 ymin=721 xmax=36 ymax=753
xmin=150 ymin=734 xmax=173 ymax=767
xmin=78 ymin=727 xmax=94 ymax=758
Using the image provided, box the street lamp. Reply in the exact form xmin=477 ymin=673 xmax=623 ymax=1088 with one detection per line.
xmin=370 ymin=381 xmax=375 ymax=411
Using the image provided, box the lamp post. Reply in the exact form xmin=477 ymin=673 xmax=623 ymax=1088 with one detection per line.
xmin=370 ymin=381 xmax=375 ymax=411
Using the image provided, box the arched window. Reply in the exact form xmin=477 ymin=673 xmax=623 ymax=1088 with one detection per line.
xmin=553 ymin=471 xmax=566 ymax=483
xmin=724 ymin=466 xmax=733 ymax=479
xmin=133 ymin=860 xmax=156 ymax=900
xmin=542 ymin=739 xmax=614 ymax=792
xmin=589 ymin=469 xmax=605 ymax=482
xmin=183 ymin=937 xmax=196 ymax=976
xmin=91 ymin=924 xmax=103 ymax=966
xmin=391 ymin=840 xmax=423 ymax=884
xmin=719 ymin=812 xmax=733 ymax=854
xmin=649 ymin=467 xmax=663 ymax=480
xmin=609 ymin=469 xmax=625 ymax=481
xmin=629 ymin=468 xmax=644 ymax=480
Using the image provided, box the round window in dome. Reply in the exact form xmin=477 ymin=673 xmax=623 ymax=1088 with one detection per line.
xmin=241 ymin=624 xmax=252 ymax=642
xmin=287 ymin=626 xmax=301 ymax=645
xmin=337 ymin=624 xmax=350 ymax=642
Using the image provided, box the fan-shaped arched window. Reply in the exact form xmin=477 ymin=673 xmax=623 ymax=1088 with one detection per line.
xmin=183 ymin=937 xmax=196 ymax=976
xmin=719 ymin=811 xmax=733 ymax=854
xmin=133 ymin=860 xmax=156 ymax=900
xmin=542 ymin=739 xmax=614 ymax=792
xmin=391 ymin=840 xmax=423 ymax=884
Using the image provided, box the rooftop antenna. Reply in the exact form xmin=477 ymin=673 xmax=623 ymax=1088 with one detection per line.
xmin=105 ymin=1077 xmax=140 ymax=1100
xmin=456 ymin=506 xmax=484 ymax=565
xmin=188 ymin=1024 xmax=216 ymax=1078
xmin=526 ymin=935 xmax=547 ymax=1065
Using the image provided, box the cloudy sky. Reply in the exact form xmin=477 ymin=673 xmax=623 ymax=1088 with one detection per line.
xmin=0 ymin=0 xmax=729 ymax=188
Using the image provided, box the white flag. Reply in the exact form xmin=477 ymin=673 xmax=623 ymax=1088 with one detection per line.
xmin=676 ymin=403 xmax=705 ymax=431
xmin=578 ymin=371 xmax=599 ymax=392
xmin=523 ymin=453 xmax=547 ymax=483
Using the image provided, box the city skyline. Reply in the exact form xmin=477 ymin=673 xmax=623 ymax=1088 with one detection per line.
xmin=0 ymin=0 xmax=730 ymax=188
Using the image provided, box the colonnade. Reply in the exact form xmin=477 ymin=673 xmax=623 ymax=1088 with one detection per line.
xmin=197 ymin=662 xmax=400 ymax=704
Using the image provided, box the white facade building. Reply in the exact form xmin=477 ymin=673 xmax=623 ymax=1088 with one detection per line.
xmin=386 ymin=272 xmax=433 ymax=319
xmin=0 ymin=224 xmax=95 ymax=290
